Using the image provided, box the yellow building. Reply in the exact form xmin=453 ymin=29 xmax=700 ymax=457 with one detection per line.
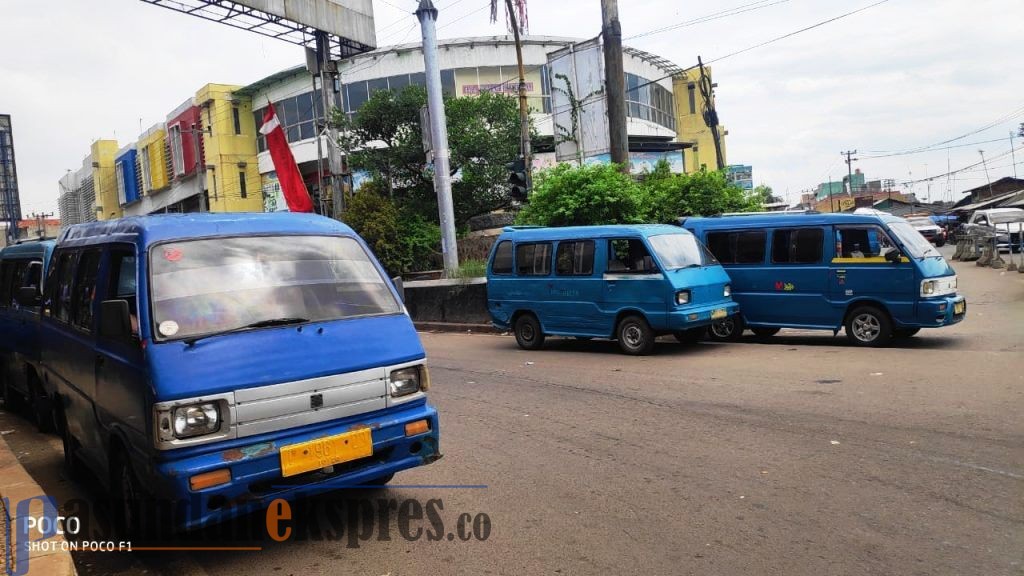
xmin=90 ymin=140 xmax=121 ymax=220
xmin=673 ymin=67 xmax=727 ymax=173
xmin=195 ymin=84 xmax=263 ymax=213
xmin=136 ymin=124 xmax=170 ymax=195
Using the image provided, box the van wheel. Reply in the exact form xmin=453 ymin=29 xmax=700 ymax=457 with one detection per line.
xmin=513 ymin=314 xmax=545 ymax=350
xmin=673 ymin=327 xmax=705 ymax=345
xmin=751 ymin=327 xmax=781 ymax=339
xmin=845 ymin=306 xmax=892 ymax=347
xmin=707 ymin=315 xmax=744 ymax=342
xmin=57 ymin=405 xmax=82 ymax=481
xmin=893 ymin=327 xmax=920 ymax=338
xmin=112 ymin=449 xmax=147 ymax=537
xmin=617 ymin=315 xmax=655 ymax=355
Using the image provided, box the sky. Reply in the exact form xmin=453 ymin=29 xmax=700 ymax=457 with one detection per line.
xmin=1 ymin=0 xmax=1023 ymax=215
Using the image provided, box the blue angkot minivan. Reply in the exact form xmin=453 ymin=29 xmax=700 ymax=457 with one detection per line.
xmin=27 ymin=213 xmax=441 ymax=532
xmin=683 ymin=212 xmax=965 ymax=346
xmin=486 ymin=225 xmax=738 ymax=355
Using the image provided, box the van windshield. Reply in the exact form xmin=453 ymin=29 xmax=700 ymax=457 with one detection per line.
xmin=888 ymin=221 xmax=941 ymax=259
xmin=149 ymin=235 xmax=401 ymax=341
xmin=647 ymin=233 xmax=717 ymax=270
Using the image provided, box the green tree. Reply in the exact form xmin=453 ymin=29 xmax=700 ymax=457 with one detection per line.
xmin=753 ymin=184 xmax=781 ymax=204
xmin=341 ymin=182 xmax=408 ymax=276
xmin=336 ymin=86 xmax=525 ymax=227
xmin=643 ymin=160 xmax=762 ymax=221
xmin=516 ymin=163 xmax=646 ymax=226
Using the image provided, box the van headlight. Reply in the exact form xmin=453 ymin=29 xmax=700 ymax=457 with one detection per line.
xmin=171 ymin=403 xmax=221 ymax=439
xmin=723 ymin=285 xmax=731 ymax=298
xmin=390 ymin=365 xmax=429 ymax=397
xmin=675 ymin=290 xmax=691 ymax=305
xmin=921 ymin=280 xmax=936 ymax=296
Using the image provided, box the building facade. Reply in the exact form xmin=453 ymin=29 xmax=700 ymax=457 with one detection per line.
xmin=1 ymin=114 xmax=22 ymax=241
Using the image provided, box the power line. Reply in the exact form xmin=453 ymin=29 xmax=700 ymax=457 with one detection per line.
xmin=861 ymin=105 xmax=1024 ymax=157
xmin=859 ymin=137 xmax=1009 ymax=159
xmin=625 ymin=0 xmax=791 ymax=41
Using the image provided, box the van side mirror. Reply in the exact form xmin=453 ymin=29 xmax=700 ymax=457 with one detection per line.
xmin=883 ymin=247 xmax=901 ymax=263
xmin=99 ymin=299 xmax=132 ymax=339
xmin=15 ymin=286 xmax=41 ymax=306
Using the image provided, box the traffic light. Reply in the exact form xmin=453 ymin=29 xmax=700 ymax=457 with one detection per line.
xmin=506 ymin=158 xmax=528 ymax=201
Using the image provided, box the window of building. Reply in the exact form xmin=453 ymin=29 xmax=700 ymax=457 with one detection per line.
xmin=608 ymin=239 xmax=657 ymax=273
xmin=688 ymin=83 xmax=696 ymax=115
xmin=771 ymin=228 xmax=824 ymax=264
xmin=232 ymin=106 xmax=242 ymax=135
xmin=515 ymin=243 xmax=552 ymax=276
xmin=169 ymin=125 xmax=185 ymax=175
xmin=71 ymin=250 xmax=101 ymax=332
xmin=706 ymin=231 xmax=766 ymax=264
xmin=625 ymin=73 xmax=676 ymax=131
xmin=254 ymin=92 xmax=320 ymax=148
xmin=139 ymin=146 xmax=151 ymax=192
xmin=239 ymin=171 xmax=247 ymax=199
xmin=555 ymin=240 xmax=595 ymax=276
xmin=491 ymin=241 xmax=513 ymax=275
xmin=115 ymin=160 xmax=127 ymax=205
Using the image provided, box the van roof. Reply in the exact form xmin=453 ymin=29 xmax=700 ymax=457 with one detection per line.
xmin=499 ymin=224 xmax=689 ymax=241
xmin=0 ymin=239 xmax=56 ymax=258
xmin=683 ymin=212 xmax=902 ymax=230
xmin=58 ymin=212 xmax=357 ymax=248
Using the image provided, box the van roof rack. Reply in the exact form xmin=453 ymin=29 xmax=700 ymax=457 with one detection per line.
xmin=711 ymin=209 xmax=820 ymax=217
xmin=502 ymin=225 xmax=546 ymax=231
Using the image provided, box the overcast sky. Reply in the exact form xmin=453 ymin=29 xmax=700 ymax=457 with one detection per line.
xmin=2 ymin=0 xmax=1022 ymax=215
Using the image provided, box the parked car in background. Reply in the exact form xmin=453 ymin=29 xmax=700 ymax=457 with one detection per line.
xmin=906 ymin=216 xmax=945 ymax=246
xmin=965 ymin=208 xmax=1024 ymax=252
xmin=0 ymin=240 xmax=55 ymax=430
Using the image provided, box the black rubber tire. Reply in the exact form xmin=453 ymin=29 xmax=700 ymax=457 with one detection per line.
xmin=616 ymin=315 xmax=655 ymax=355
xmin=934 ymin=237 xmax=945 ymax=247
xmin=892 ymin=327 xmax=921 ymax=339
xmin=845 ymin=306 xmax=893 ymax=347
xmin=513 ymin=314 xmax=545 ymax=350
xmin=707 ymin=315 xmax=745 ymax=342
xmin=673 ymin=327 xmax=705 ymax=345
xmin=112 ymin=449 xmax=148 ymax=538
xmin=751 ymin=327 xmax=781 ymax=338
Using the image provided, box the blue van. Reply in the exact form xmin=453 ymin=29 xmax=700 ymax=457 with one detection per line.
xmin=0 ymin=240 xmax=55 ymax=430
xmin=27 ymin=213 xmax=440 ymax=532
xmin=486 ymin=225 xmax=738 ymax=355
xmin=683 ymin=212 xmax=966 ymax=346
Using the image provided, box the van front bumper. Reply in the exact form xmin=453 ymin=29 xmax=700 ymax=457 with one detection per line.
xmin=148 ymin=401 xmax=441 ymax=531
xmin=666 ymin=300 xmax=740 ymax=331
xmin=913 ymin=295 xmax=966 ymax=327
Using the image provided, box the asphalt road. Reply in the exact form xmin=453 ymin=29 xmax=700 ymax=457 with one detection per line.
xmin=2 ymin=247 xmax=1022 ymax=575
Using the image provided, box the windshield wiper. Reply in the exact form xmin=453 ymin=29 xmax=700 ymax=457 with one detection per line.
xmin=183 ymin=317 xmax=310 ymax=346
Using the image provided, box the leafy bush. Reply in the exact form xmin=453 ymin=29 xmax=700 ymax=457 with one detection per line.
xmin=643 ymin=160 xmax=762 ymax=222
xmin=516 ymin=163 xmax=646 ymax=226
xmin=342 ymin=184 xmax=407 ymax=276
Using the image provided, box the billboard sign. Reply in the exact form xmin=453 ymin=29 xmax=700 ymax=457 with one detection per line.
xmin=726 ymin=164 xmax=753 ymax=191
xmin=548 ymin=37 xmax=610 ymax=163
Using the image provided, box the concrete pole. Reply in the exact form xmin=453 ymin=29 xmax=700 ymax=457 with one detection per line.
xmin=601 ymin=0 xmax=629 ymax=173
xmin=316 ymin=31 xmax=345 ymax=218
xmin=505 ymin=0 xmax=532 ymax=193
xmin=417 ymin=0 xmax=459 ymax=277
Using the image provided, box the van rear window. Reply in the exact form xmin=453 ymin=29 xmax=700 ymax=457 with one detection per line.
xmin=491 ymin=241 xmax=513 ymax=275
xmin=771 ymin=228 xmax=823 ymax=264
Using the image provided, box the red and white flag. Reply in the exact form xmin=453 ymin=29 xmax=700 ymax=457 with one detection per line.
xmin=260 ymin=102 xmax=314 ymax=213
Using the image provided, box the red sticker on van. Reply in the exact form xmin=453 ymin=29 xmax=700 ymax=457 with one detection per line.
xmin=164 ymin=247 xmax=183 ymax=262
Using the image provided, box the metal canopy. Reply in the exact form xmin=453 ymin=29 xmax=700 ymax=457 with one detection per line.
xmin=141 ymin=0 xmax=376 ymax=59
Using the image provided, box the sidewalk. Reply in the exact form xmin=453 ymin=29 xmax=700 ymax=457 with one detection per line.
xmin=0 ymin=429 xmax=76 ymax=576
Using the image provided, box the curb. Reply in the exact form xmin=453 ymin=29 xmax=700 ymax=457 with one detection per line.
xmin=415 ymin=321 xmax=503 ymax=334
xmin=0 ymin=431 xmax=76 ymax=576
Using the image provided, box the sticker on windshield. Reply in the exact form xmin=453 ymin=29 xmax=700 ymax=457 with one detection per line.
xmin=163 ymin=247 xmax=183 ymax=262
xmin=158 ymin=320 xmax=180 ymax=337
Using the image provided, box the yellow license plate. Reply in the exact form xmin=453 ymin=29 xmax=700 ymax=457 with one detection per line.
xmin=711 ymin=308 xmax=728 ymax=320
xmin=954 ymin=301 xmax=965 ymax=315
xmin=279 ymin=428 xmax=373 ymax=477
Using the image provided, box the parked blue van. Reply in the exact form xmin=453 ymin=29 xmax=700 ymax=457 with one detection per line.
xmin=486 ymin=225 xmax=738 ymax=355
xmin=683 ymin=212 xmax=966 ymax=346
xmin=0 ymin=240 xmax=55 ymax=430
xmin=26 ymin=213 xmax=440 ymax=532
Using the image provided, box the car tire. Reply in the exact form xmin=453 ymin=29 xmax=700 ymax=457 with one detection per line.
xmin=845 ymin=306 xmax=892 ymax=347
xmin=57 ymin=404 xmax=83 ymax=481
xmin=673 ymin=327 xmax=705 ymax=345
xmin=617 ymin=315 xmax=655 ymax=355
xmin=934 ymin=237 xmax=945 ymax=247
xmin=513 ymin=314 xmax=545 ymax=350
xmin=892 ymin=327 xmax=920 ymax=338
xmin=112 ymin=449 xmax=149 ymax=538
xmin=751 ymin=327 xmax=781 ymax=339
xmin=707 ymin=315 xmax=745 ymax=342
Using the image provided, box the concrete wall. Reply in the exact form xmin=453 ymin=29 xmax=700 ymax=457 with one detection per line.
xmin=403 ymin=278 xmax=490 ymax=324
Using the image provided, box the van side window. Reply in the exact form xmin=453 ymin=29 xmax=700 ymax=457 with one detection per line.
xmin=706 ymin=231 xmax=766 ymax=264
xmin=23 ymin=259 xmax=42 ymax=292
xmin=608 ymin=239 xmax=657 ymax=273
xmin=516 ymin=243 xmax=552 ymax=276
xmin=107 ymin=250 xmax=139 ymax=337
xmin=491 ymin=241 xmax=513 ymax=275
xmin=71 ymin=250 xmax=102 ymax=332
xmin=0 ymin=260 xmax=14 ymax=308
xmin=556 ymin=241 xmax=595 ymax=276
xmin=771 ymin=228 xmax=823 ymax=264
xmin=835 ymin=226 xmax=896 ymax=259
xmin=51 ymin=251 xmax=77 ymax=323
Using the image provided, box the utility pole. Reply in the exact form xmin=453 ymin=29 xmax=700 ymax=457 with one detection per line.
xmin=1011 ymin=130 xmax=1018 ymax=180
xmin=841 ymin=150 xmax=857 ymax=197
xmin=698 ymin=57 xmax=724 ymax=170
xmin=601 ymin=0 xmax=629 ymax=173
xmin=500 ymin=0 xmax=533 ymax=194
xmin=30 ymin=211 xmax=53 ymax=239
xmin=417 ymin=0 xmax=459 ymax=277
xmin=315 ymin=31 xmax=345 ymax=218
xmin=979 ymin=149 xmax=994 ymax=198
